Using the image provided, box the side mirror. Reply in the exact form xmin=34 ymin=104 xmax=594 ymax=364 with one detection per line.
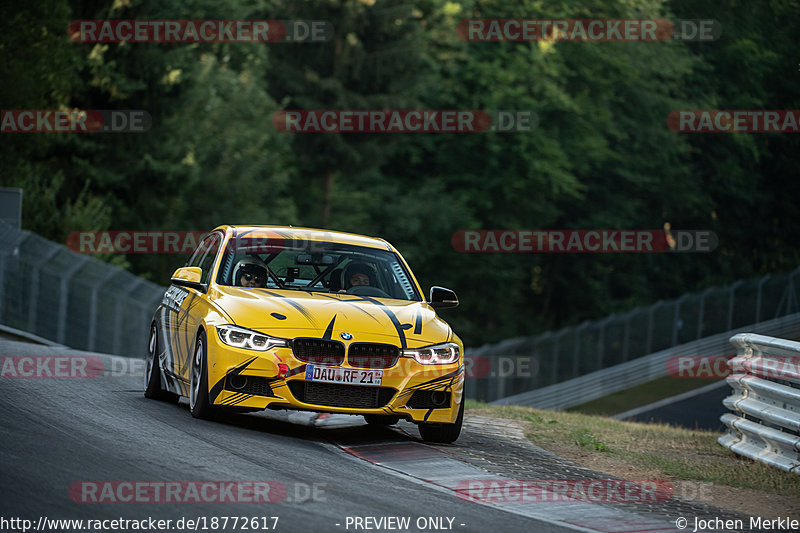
xmin=171 ymin=267 xmax=207 ymax=292
xmin=428 ymin=286 xmax=458 ymax=309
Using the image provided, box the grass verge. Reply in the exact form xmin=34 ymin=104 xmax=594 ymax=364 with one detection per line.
xmin=465 ymin=399 xmax=800 ymax=496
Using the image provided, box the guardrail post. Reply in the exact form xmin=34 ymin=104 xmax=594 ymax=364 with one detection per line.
xmin=790 ymin=267 xmax=800 ymax=315
xmin=88 ymin=269 xmax=123 ymax=352
xmin=726 ymin=280 xmax=743 ymax=332
xmin=495 ymin=358 xmax=505 ymax=400
xmin=56 ymin=256 xmax=89 ymax=345
xmin=113 ymin=278 xmax=145 ymax=355
xmin=756 ymin=275 xmax=770 ymax=324
xmin=697 ymin=288 xmax=712 ymax=339
xmin=621 ymin=312 xmax=632 ymax=362
xmin=26 ymin=245 xmax=61 ymax=333
xmin=530 ymin=339 xmax=541 ymax=390
xmin=672 ymin=295 xmax=689 ymax=346
xmin=551 ymin=332 xmax=561 ymax=384
xmin=573 ymin=322 xmax=588 ymax=376
xmin=646 ymin=301 xmax=662 ymax=353
xmin=775 ymin=274 xmax=799 ymax=318
xmin=596 ymin=319 xmax=606 ymax=370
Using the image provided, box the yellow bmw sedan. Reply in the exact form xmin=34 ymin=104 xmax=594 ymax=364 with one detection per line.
xmin=144 ymin=225 xmax=464 ymax=442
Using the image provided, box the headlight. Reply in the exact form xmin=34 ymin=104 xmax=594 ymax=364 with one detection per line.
xmin=216 ymin=325 xmax=288 ymax=351
xmin=402 ymin=342 xmax=460 ymax=365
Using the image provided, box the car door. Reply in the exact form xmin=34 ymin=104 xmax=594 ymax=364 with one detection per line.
xmin=166 ymin=232 xmax=222 ymax=385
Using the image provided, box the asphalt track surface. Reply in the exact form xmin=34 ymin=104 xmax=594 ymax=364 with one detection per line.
xmin=0 ymin=339 xmax=577 ymax=533
xmin=0 ymin=338 xmax=748 ymax=533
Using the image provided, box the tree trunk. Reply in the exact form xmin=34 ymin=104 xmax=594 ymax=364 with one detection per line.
xmin=321 ymin=169 xmax=332 ymax=227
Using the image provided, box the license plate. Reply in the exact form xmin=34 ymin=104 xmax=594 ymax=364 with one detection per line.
xmin=305 ymin=365 xmax=383 ymax=386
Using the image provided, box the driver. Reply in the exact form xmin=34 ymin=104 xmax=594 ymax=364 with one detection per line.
xmin=344 ymin=262 xmax=374 ymax=289
xmin=234 ymin=256 xmax=268 ymax=288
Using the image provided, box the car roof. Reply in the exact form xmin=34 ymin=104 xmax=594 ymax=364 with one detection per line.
xmin=214 ymin=225 xmax=393 ymax=251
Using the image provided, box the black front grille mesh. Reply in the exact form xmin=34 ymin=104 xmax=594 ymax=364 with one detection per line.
xmin=292 ymin=338 xmax=345 ymax=365
xmin=348 ymin=343 xmax=400 ymax=369
xmin=288 ymin=381 xmax=395 ymax=408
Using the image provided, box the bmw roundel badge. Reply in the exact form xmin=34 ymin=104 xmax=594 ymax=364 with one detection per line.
xmin=340 ymin=332 xmax=353 ymax=341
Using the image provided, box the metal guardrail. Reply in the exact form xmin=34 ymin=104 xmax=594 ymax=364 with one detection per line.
xmin=467 ymin=266 xmax=800 ymax=403
xmin=719 ymin=333 xmax=800 ymax=473
xmin=0 ymin=221 xmax=165 ymax=357
xmin=490 ymin=313 xmax=800 ymax=410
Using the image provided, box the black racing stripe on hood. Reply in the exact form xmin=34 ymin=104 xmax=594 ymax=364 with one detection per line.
xmin=353 ymin=295 xmax=407 ymax=349
xmin=414 ymin=312 xmax=422 ymax=335
xmin=262 ymin=290 xmax=319 ymax=327
xmin=323 ymin=315 xmax=336 ymax=340
xmin=209 ymin=357 xmax=257 ymax=403
xmin=316 ymin=294 xmax=384 ymax=325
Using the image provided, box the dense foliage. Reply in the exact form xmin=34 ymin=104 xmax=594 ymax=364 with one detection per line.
xmin=2 ymin=0 xmax=798 ymax=346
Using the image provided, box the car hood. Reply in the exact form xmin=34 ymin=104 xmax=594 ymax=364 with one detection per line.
xmin=210 ymin=286 xmax=453 ymax=347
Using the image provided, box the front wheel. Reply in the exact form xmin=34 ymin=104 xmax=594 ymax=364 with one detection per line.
xmin=144 ymin=323 xmax=179 ymax=403
xmin=189 ymin=330 xmax=214 ymax=419
xmin=418 ymin=398 xmax=463 ymax=443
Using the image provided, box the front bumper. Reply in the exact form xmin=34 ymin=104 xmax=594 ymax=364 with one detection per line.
xmin=205 ymin=331 xmax=464 ymax=424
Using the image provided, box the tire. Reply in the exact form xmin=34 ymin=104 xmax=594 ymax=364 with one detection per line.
xmin=144 ymin=323 xmax=179 ymax=403
xmin=189 ymin=330 xmax=214 ymax=419
xmin=418 ymin=397 xmax=463 ymax=443
xmin=364 ymin=414 xmax=401 ymax=426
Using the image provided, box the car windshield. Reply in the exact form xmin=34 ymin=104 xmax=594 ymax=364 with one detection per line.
xmin=216 ymin=234 xmax=421 ymax=301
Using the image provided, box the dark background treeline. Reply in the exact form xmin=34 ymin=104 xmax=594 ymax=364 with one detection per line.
xmin=1 ymin=0 xmax=798 ymax=346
